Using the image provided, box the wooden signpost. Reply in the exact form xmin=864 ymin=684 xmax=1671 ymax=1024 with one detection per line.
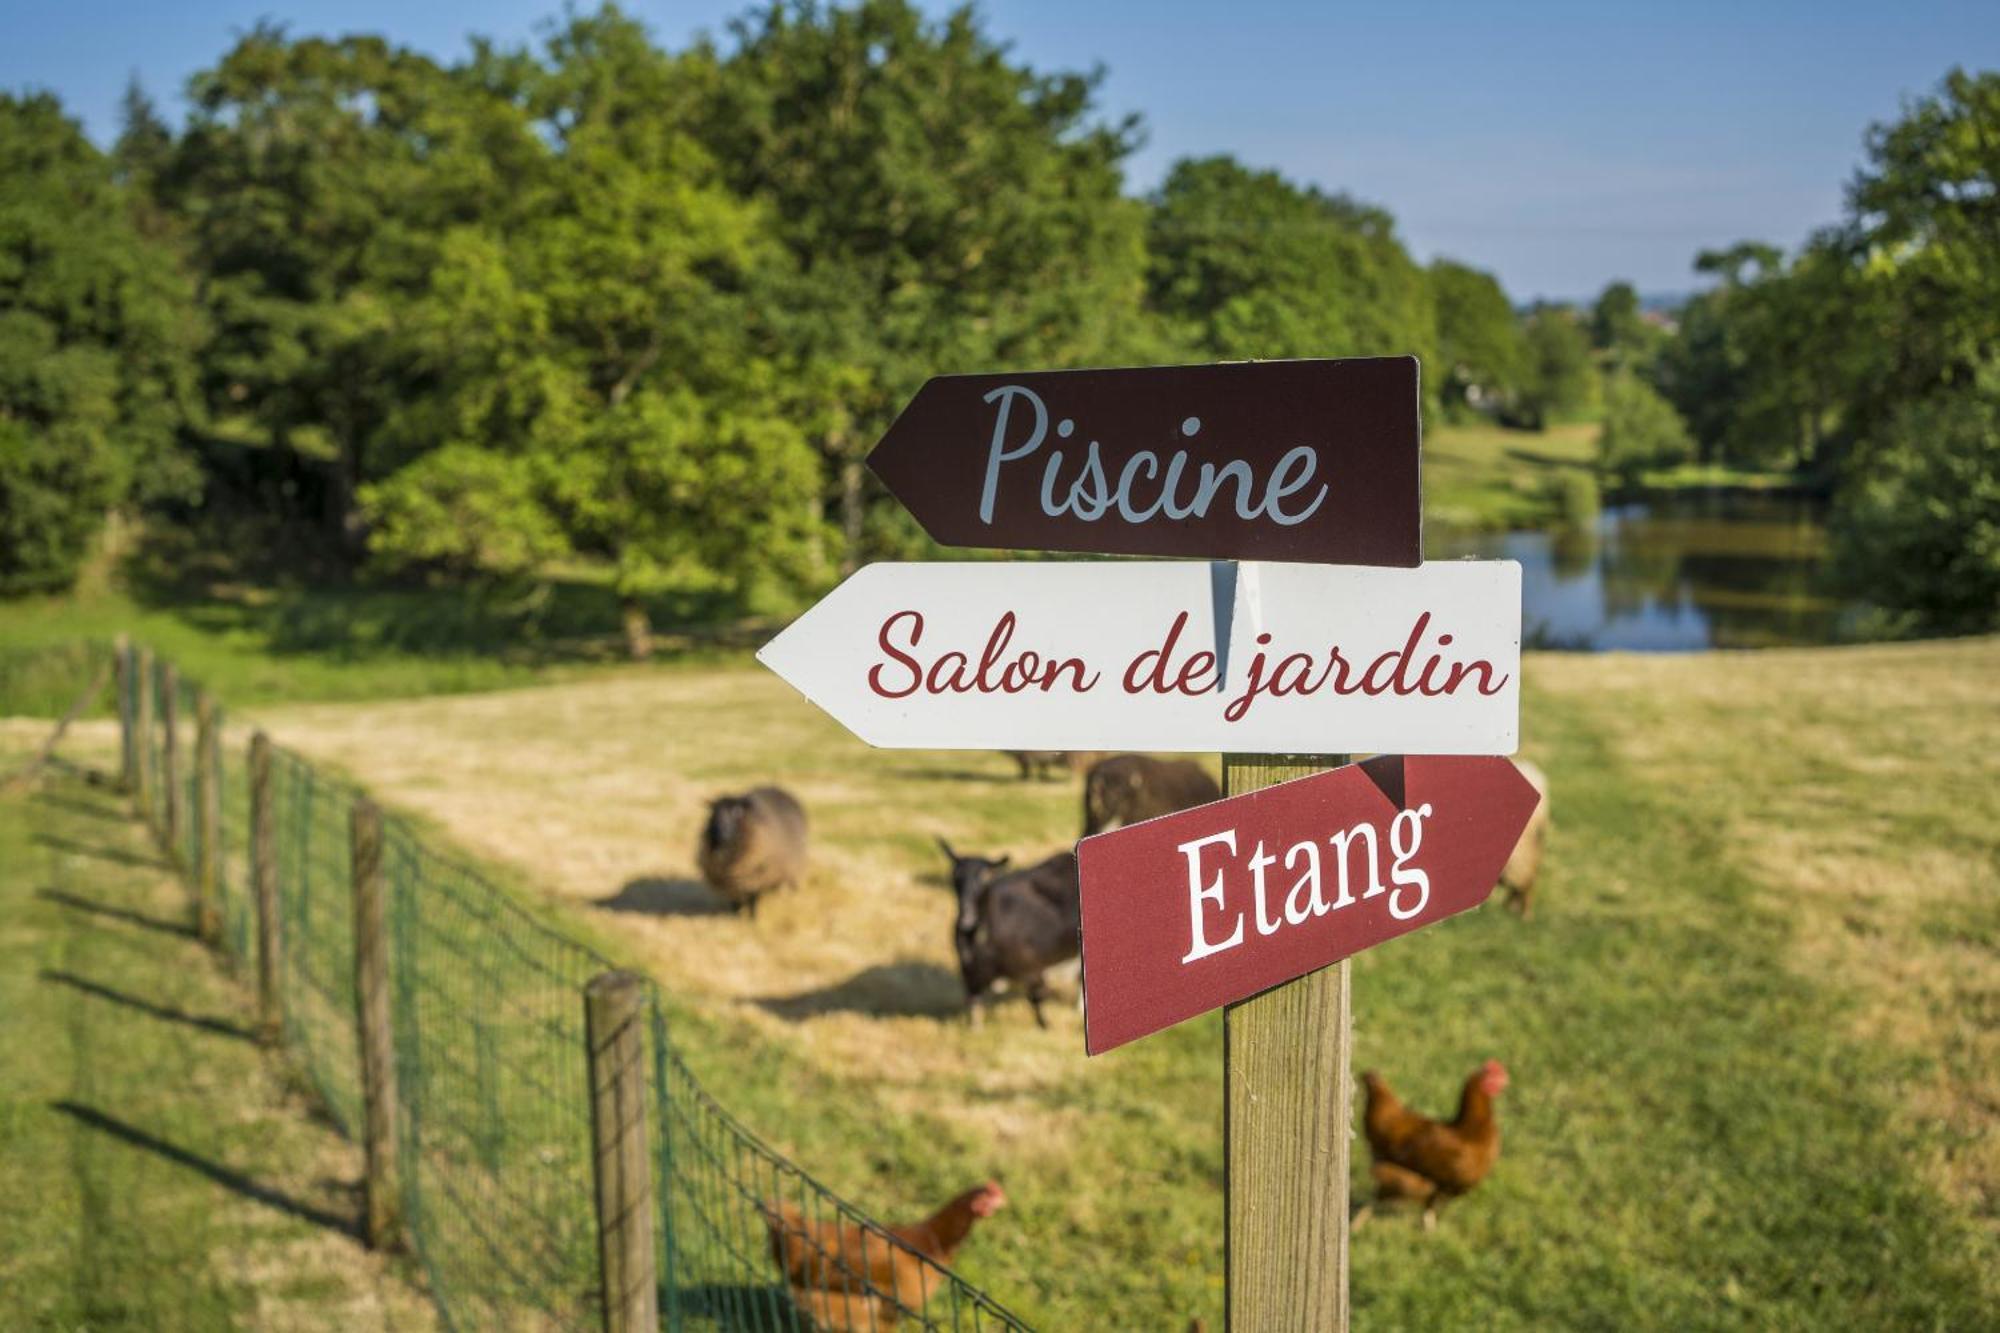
xmin=759 ymin=357 xmax=1522 ymax=1331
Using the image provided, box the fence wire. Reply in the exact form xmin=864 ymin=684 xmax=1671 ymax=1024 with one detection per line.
xmin=107 ymin=642 xmax=1035 ymax=1333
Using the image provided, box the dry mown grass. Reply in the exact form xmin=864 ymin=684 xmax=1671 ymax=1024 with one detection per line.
xmin=257 ymin=669 xmax=1122 ymax=1146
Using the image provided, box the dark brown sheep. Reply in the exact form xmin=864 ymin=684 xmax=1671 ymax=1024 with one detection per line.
xmin=697 ymin=787 xmax=808 ymax=919
xmin=937 ymin=842 xmax=1080 ymax=1027
xmin=1080 ymin=754 xmax=1221 ymax=836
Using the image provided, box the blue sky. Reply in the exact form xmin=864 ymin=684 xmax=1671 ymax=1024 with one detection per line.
xmin=7 ymin=1 xmax=1996 ymax=300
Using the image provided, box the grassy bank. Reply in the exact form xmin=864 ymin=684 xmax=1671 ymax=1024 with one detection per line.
xmin=236 ymin=636 xmax=2000 ymax=1329
xmin=0 ymin=736 xmax=434 ymax=1329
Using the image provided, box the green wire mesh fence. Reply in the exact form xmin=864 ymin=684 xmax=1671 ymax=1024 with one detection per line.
xmin=96 ymin=642 xmax=1035 ymax=1333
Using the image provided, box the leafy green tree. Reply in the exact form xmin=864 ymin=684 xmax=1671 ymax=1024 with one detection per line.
xmin=1147 ymin=156 xmax=1436 ymax=378
xmin=0 ymin=94 xmax=201 ymax=594
xmin=1831 ymin=364 xmax=2000 ymax=635
xmin=1597 ymin=373 xmax=1694 ymax=487
xmin=361 ymin=9 xmax=826 ymax=654
xmin=1517 ymin=305 xmax=1596 ymax=428
xmin=167 ymin=26 xmax=541 ymax=559
xmin=1429 ymin=258 xmax=1522 ymax=418
xmin=1847 ymin=67 xmax=2000 ymax=416
xmin=691 ymin=0 xmax=1154 ymax=566
xmin=1588 ymin=279 xmax=1659 ymax=371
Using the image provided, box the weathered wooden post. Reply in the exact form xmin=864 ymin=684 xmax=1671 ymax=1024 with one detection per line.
xmin=134 ymin=646 xmax=155 ymax=821
xmin=115 ymin=634 xmax=135 ymax=794
xmin=349 ymin=797 xmax=401 ymax=1249
xmin=585 ymin=970 xmax=660 ymax=1333
xmin=1222 ymin=754 xmax=1350 ymax=1333
xmin=159 ymin=661 xmax=182 ymax=855
xmin=194 ymin=691 xmax=222 ymax=945
xmin=250 ymin=732 xmax=283 ymax=1041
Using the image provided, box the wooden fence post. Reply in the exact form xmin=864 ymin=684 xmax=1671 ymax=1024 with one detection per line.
xmin=1224 ymin=754 xmax=1352 ymax=1333
xmin=585 ymin=970 xmax=659 ymax=1333
xmin=160 ymin=662 xmax=181 ymax=855
xmin=134 ymin=646 xmax=154 ymax=821
xmin=115 ymin=634 xmax=135 ymax=794
xmin=250 ymin=732 xmax=282 ymax=1041
xmin=194 ymin=692 xmax=222 ymax=945
xmin=350 ymin=797 xmax=401 ymax=1249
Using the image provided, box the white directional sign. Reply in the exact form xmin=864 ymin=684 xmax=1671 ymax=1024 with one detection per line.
xmin=757 ymin=560 xmax=1521 ymax=755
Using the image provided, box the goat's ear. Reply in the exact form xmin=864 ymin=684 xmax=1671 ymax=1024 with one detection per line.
xmin=936 ymin=836 xmax=958 ymax=864
xmin=995 ymin=855 xmax=1012 ymax=870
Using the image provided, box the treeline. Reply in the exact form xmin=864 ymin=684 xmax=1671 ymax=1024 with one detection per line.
xmin=1 ymin=2 xmax=1993 ymax=641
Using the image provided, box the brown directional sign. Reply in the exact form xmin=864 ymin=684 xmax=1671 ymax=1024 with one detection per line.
xmin=1076 ymin=754 xmax=1542 ymax=1054
xmin=866 ymin=356 xmax=1421 ymax=566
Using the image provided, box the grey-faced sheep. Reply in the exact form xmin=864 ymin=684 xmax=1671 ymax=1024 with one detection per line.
xmin=1080 ymin=754 xmax=1221 ymax=837
xmin=697 ymin=787 xmax=808 ymax=919
xmin=1497 ymin=759 xmax=1550 ymax=918
xmin=936 ymin=842 xmax=1080 ymax=1027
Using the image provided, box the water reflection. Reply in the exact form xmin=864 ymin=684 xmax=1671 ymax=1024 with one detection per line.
xmin=1430 ymin=492 xmax=1845 ymax=651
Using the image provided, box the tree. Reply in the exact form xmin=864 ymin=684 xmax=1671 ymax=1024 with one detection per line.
xmin=1831 ymin=364 xmax=2000 ymax=635
xmin=1429 ymin=258 xmax=1522 ymax=417
xmin=1597 ymin=374 xmax=1694 ymax=488
xmin=1147 ymin=156 xmax=1436 ymax=380
xmin=691 ymin=0 xmax=1154 ymax=567
xmin=1517 ymin=306 xmax=1596 ymax=428
xmin=1847 ymin=67 xmax=2000 ymax=412
xmin=167 ymin=26 xmax=542 ymax=561
xmin=360 ymin=9 xmax=827 ymax=654
xmin=1588 ymin=279 xmax=1659 ymax=372
xmin=0 ymin=93 xmax=201 ymax=594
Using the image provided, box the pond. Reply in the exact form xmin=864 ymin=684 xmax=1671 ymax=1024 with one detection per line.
xmin=1429 ymin=491 xmax=1848 ymax=651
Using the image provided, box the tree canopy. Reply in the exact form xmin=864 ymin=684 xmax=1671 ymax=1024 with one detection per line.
xmin=0 ymin=93 xmax=200 ymax=593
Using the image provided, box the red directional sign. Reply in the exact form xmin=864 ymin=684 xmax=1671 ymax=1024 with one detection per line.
xmin=1076 ymin=755 xmax=1542 ymax=1055
xmin=866 ymin=357 xmax=1421 ymax=565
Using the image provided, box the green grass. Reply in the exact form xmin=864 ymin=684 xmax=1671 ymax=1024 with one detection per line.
xmin=236 ymin=638 xmax=2000 ymax=1330
xmin=1423 ymin=419 xmax=1808 ymax=533
xmin=0 ymin=743 xmax=434 ymax=1330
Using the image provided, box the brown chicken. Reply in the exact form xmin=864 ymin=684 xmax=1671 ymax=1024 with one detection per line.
xmin=1358 ymin=1060 xmax=1508 ymax=1229
xmin=762 ymin=1181 xmax=1007 ymax=1325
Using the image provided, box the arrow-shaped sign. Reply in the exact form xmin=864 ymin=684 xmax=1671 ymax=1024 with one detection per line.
xmin=867 ymin=358 xmax=1422 ymax=565
xmin=1077 ymin=755 xmax=1543 ymax=1054
xmin=756 ymin=560 xmax=1521 ymax=755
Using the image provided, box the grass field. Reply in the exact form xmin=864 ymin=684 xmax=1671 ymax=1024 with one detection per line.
xmin=226 ymin=636 xmax=2000 ymax=1330
xmin=0 ymin=730 xmax=434 ymax=1330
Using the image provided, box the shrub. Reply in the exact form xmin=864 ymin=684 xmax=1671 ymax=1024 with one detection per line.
xmin=1598 ymin=374 xmax=1695 ymax=487
xmin=1830 ymin=371 xmax=2000 ymax=636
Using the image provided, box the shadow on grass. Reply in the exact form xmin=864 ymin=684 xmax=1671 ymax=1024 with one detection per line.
xmin=1502 ymin=445 xmax=1592 ymax=469
xmin=123 ymin=512 xmax=770 ymax=668
xmin=31 ymin=790 xmax=129 ymax=824
xmin=598 ymin=877 xmax=734 ymax=917
xmin=672 ymin=1283 xmax=809 ymax=1326
xmin=880 ymin=766 xmax=1021 ymax=785
xmin=750 ymin=961 xmax=965 ymax=1022
xmin=41 ymin=969 xmax=257 ymax=1043
xmin=36 ymin=887 xmax=193 ymax=938
xmin=34 ymin=832 xmax=171 ymax=871
xmin=52 ymin=1100 xmax=360 ymax=1239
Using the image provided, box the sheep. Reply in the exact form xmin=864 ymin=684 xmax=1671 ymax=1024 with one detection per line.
xmin=697 ymin=786 xmax=808 ymax=919
xmin=1080 ymin=754 xmax=1221 ymax=837
xmin=1497 ymin=759 xmax=1550 ymax=918
xmin=936 ymin=841 xmax=1080 ymax=1027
